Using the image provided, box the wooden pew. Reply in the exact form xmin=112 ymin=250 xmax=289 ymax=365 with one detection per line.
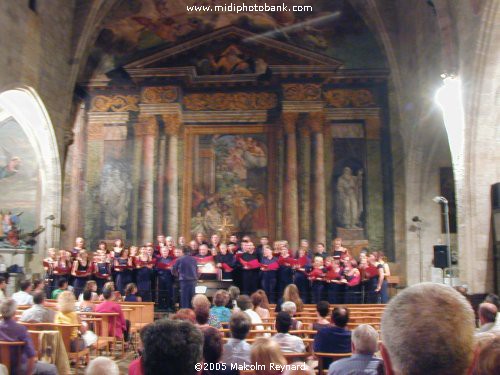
xmin=0 ymin=341 xmax=24 ymax=374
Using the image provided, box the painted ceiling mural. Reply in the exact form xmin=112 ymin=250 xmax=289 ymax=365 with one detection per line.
xmin=86 ymin=0 xmax=386 ymax=78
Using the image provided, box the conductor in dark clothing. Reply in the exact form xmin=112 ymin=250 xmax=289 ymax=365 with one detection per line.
xmin=172 ymin=247 xmax=198 ymax=308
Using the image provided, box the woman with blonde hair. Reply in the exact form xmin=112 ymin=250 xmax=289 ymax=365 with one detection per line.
xmin=192 ymin=294 xmax=221 ymax=329
xmin=54 ymin=291 xmax=87 ymax=351
xmin=251 ymin=337 xmax=287 ymax=375
xmin=277 ymin=284 xmax=304 ymax=313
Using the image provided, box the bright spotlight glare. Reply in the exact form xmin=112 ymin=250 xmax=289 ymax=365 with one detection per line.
xmin=435 ymin=76 xmax=465 ymax=167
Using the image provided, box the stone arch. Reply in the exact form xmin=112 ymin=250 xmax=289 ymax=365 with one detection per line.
xmin=0 ymin=86 xmax=62 ymax=259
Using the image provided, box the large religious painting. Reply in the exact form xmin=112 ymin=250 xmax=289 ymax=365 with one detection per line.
xmin=183 ymin=125 xmax=276 ymax=239
xmin=0 ymin=118 xmax=39 ymax=247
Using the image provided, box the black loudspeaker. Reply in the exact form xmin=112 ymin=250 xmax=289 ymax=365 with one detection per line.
xmin=433 ymin=245 xmax=449 ymax=269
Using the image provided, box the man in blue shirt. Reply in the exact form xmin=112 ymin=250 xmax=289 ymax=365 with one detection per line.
xmin=172 ymin=247 xmax=198 ymax=308
xmin=328 ymin=324 xmax=383 ymax=375
xmin=313 ymin=307 xmax=352 ymax=368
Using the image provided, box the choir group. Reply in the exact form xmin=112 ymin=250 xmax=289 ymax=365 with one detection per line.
xmin=42 ymin=233 xmax=391 ymax=310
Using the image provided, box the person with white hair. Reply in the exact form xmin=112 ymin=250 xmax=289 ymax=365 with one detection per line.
xmin=0 ymin=299 xmax=57 ymax=374
xmin=281 ymin=301 xmax=303 ymax=330
xmin=380 ymin=282 xmax=475 ymax=375
xmin=327 ymin=324 xmax=383 ymax=375
xmin=85 ymin=356 xmax=119 ymax=375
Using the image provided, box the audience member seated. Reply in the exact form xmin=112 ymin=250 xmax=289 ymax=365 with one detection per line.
xmin=0 ymin=276 xmax=6 ymax=301
xmin=221 ymin=312 xmax=252 ymax=366
xmin=380 ymin=282 xmax=475 ymax=375
xmin=124 ymin=283 xmax=142 ymax=302
xmin=313 ymin=301 xmax=331 ymax=331
xmin=281 ymin=301 xmax=303 ymax=330
xmin=78 ymin=280 xmax=99 ymax=303
xmin=54 ymin=291 xmax=87 ymax=351
xmin=237 ymin=295 xmax=264 ymax=330
xmin=327 ymin=324 xmax=383 ymax=375
xmin=0 ymin=299 xmax=57 ymax=374
xmin=251 ymin=291 xmax=270 ymax=319
xmin=98 ymin=282 xmax=121 ymax=302
xmin=470 ymin=335 xmax=500 ymax=375
xmin=78 ymin=290 xmax=96 ymax=312
xmin=128 ymin=319 xmax=203 ymax=375
xmin=476 ymin=302 xmax=499 ymax=335
xmin=19 ymin=291 xmax=55 ymax=323
xmin=313 ymin=307 xmax=352 ymax=368
xmin=272 ymin=311 xmax=305 ymax=353
xmin=95 ymin=287 xmax=129 ymax=342
xmin=251 ymin=337 xmax=287 ymax=375
xmin=227 ymin=286 xmax=240 ymax=311
xmin=32 ymin=279 xmax=45 ymax=295
xmin=172 ymin=308 xmax=196 ymax=323
xmin=484 ymin=293 xmax=500 ymax=329
xmin=202 ymin=326 xmax=238 ymax=375
xmin=51 ymin=278 xmax=69 ymax=299
xmin=276 ymin=284 xmax=304 ymax=313
xmin=85 ymin=356 xmax=119 ymax=375
xmin=210 ymin=289 xmax=231 ymax=324
xmin=12 ymin=280 xmax=34 ymax=305
xmin=193 ymin=294 xmax=222 ymax=329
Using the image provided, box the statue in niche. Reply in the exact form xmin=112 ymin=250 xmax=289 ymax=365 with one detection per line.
xmin=336 ymin=167 xmax=363 ymax=229
xmin=100 ymin=165 xmax=132 ymax=231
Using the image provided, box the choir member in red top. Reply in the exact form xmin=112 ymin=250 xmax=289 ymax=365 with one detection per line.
xmin=341 ymin=257 xmax=361 ymax=303
xmin=154 ymin=234 xmax=167 ymax=257
xmin=70 ymin=237 xmax=85 ymax=261
xmin=278 ymin=245 xmax=295 ymax=298
xmin=43 ymin=248 xmax=57 ymax=297
xmin=239 ymin=241 xmax=260 ymax=295
xmin=93 ymin=252 xmax=111 ymax=293
xmin=324 ymin=256 xmax=344 ymax=304
xmin=155 ymin=246 xmax=176 ymax=310
xmin=194 ymin=244 xmax=214 ymax=264
xmin=215 ymin=243 xmax=235 ymax=280
xmin=71 ymin=249 xmax=91 ymax=298
xmin=293 ymin=247 xmax=311 ymax=303
xmin=332 ymin=237 xmax=349 ymax=259
xmin=308 ymin=256 xmax=326 ymax=303
xmin=365 ymin=253 xmax=385 ymax=303
xmin=209 ymin=234 xmax=221 ymax=254
xmin=135 ymin=247 xmax=155 ymax=302
xmin=259 ymin=246 xmax=279 ymax=303
xmin=53 ymin=250 xmax=71 ymax=288
xmin=114 ymin=248 xmax=133 ymax=295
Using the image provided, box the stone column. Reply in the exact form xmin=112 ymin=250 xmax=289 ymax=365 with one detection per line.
xmin=309 ymin=112 xmax=327 ymax=245
xmin=136 ymin=115 xmax=158 ymax=244
xmin=156 ymin=131 xmax=167 ymax=235
xmin=163 ymin=113 xmax=182 ymax=240
xmin=282 ymin=112 xmax=300 ymax=250
xmin=298 ymin=124 xmax=311 ymax=241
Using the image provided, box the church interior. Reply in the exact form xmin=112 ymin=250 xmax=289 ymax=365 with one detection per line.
xmin=0 ymin=0 xmax=499 ymax=373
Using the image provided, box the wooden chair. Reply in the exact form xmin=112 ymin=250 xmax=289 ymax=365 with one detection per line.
xmin=78 ymin=311 xmax=123 ymax=358
xmin=315 ymin=352 xmax=352 ymax=375
xmin=0 ymin=341 xmax=25 ymax=374
xmin=283 ymin=352 xmax=310 ymax=363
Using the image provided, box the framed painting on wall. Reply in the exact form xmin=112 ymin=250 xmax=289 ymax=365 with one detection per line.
xmin=182 ymin=125 xmax=277 ymax=240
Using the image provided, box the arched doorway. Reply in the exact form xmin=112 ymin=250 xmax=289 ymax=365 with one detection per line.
xmin=0 ymin=86 xmax=61 ymax=272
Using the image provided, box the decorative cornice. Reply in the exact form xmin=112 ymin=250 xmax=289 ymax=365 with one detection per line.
xmin=183 ymin=111 xmax=268 ymax=123
xmin=87 ymin=111 xmax=129 ymax=125
xmin=139 ymin=103 xmax=182 ymax=116
xmin=141 ymin=86 xmax=178 ymax=103
xmin=184 ymin=92 xmax=277 ymax=111
xmin=323 ymin=89 xmax=376 ymax=108
xmin=282 ymin=83 xmax=322 ymax=101
xmin=90 ymin=95 xmax=139 ymax=112
xmin=282 ymin=101 xmax=324 ymax=113
xmin=325 ymin=108 xmax=381 ymax=120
